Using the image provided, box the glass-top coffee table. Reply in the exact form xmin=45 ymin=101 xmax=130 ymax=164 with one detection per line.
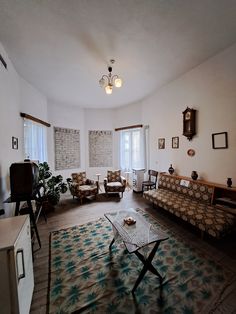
xmin=104 ymin=208 xmax=168 ymax=293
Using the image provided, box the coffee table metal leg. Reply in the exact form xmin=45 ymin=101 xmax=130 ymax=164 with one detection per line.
xmin=109 ymin=238 xmax=115 ymax=250
xmin=132 ymin=241 xmax=163 ymax=293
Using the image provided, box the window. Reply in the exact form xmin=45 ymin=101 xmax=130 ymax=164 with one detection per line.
xmin=120 ymin=127 xmax=148 ymax=171
xmin=23 ymin=119 xmax=47 ymax=162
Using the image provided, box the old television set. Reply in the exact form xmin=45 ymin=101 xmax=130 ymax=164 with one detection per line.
xmin=10 ymin=161 xmax=39 ymax=201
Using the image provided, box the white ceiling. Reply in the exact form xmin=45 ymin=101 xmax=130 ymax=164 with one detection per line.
xmin=0 ymin=0 xmax=236 ymax=109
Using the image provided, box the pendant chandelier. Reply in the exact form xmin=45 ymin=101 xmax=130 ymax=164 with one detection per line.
xmin=99 ymin=59 xmax=122 ymax=94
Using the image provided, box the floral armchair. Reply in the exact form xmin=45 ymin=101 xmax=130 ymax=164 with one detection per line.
xmin=67 ymin=172 xmax=98 ymax=204
xmin=104 ymin=170 xmax=126 ymax=198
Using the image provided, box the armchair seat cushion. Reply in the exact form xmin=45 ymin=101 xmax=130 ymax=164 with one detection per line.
xmin=107 ymin=182 xmax=123 ymax=187
xmin=79 ymin=185 xmax=98 ymax=192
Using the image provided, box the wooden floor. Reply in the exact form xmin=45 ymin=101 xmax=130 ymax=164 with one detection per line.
xmin=30 ymin=189 xmax=236 ymax=313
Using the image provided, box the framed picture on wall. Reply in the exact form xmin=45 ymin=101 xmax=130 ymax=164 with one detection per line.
xmin=158 ymin=138 xmax=165 ymax=149
xmin=212 ymin=132 xmax=228 ymax=149
xmin=12 ymin=136 xmax=18 ymax=150
xmin=172 ymin=136 xmax=179 ymax=149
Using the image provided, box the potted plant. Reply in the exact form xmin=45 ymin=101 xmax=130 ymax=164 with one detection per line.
xmin=37 ymin=162 xmax=67 ymax=210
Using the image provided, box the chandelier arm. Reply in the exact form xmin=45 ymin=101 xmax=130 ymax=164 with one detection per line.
xmin=101 ymin=74 xmax=109 ymax=80
xmin=111 ymin=74 xmax=119 ymax=80
xmin=103 ymin=74 xmax=113 ymax=85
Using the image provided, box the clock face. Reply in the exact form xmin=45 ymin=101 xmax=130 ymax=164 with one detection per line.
xmin=185 ymin=111 xmax=191 ymax=120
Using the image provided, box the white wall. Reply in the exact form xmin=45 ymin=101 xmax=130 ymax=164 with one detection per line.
xmin=0 ymin=42 xmax=47 ymax=216
xmin=113 ymin=102 xmax=143 ymax=129
xmin=140 ymin=43 xmax=236 ymax=184
xmin=19 ymin=77 xmax=48 ymax=120
xmin=49 ymin=43 xmax=236 ymax=186
xmin=84 ymin=108 xmax=115 ymax=180
xmin=47 ymin=101 xmax=85 ymax=181
xmin=0 ymin=43 xmax=21 ymax=216
xmin=47 ymin=105 xmax=116 ymax=181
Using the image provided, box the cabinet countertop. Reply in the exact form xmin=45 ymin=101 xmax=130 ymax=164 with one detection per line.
xmin=0 ymin=215 xmax=29 ymax=251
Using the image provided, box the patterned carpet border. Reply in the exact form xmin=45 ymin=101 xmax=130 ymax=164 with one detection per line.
xmin=47 ymin=208 xmax=236 ymax=314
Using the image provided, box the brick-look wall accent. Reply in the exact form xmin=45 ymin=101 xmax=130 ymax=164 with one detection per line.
xmin=89 ymin=130 xmax=113 ymax=167
xmin=54 ymin=127 xmax=80 ymax=170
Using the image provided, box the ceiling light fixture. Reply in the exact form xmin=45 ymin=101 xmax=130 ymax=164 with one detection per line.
xmin=99 ymin=59 xmax=122 ymax=94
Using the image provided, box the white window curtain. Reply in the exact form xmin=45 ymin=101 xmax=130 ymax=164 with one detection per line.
xmin=23 ymin=119 xmax=47 ymax=162
xmin=119 ymin=127 xmax=148 ymax=171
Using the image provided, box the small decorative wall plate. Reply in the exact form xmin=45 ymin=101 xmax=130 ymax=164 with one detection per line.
xmin=187 ymin=149 xmax=195 ymax=157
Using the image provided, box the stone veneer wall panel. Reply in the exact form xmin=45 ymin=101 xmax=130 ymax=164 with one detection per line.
xmin=54 ymin=127 xmax=80 ymax=170
xmin=89 ymin=130 xmax=112 ymax=167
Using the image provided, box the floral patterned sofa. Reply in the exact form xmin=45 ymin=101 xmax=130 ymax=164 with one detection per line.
xmin=143 ymin=173 xmax=235 ymax=238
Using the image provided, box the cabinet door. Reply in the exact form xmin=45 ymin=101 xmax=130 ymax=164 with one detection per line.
xmin=15 ymin=217 xmax=34 ymax=314
xmin=0 ymin=251 xmax=13 ymax=313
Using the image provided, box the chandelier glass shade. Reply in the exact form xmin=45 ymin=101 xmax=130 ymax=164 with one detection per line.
xmin=99 ymin=60 xmax=122 ymax=94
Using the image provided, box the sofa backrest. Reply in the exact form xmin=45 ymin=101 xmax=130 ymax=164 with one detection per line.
xmin=158 ymin=174 xmax=214 ymax=204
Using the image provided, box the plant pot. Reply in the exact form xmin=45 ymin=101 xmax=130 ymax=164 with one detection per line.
xmin=42 ymin=200 xmax=55 ymax=212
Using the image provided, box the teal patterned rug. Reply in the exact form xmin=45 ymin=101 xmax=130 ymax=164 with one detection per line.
xmin=48 ymin=209 xmax=234 ymax=314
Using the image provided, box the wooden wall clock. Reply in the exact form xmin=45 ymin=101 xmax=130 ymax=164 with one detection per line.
xmin=182 ymin=107 xmax=196 ymax=140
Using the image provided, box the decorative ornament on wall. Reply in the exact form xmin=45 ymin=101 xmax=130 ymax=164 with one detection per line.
xmin=182 ymin=107 xmax=196 ymax=140
xmin=187 ymin=149 xmax=195 ymax=157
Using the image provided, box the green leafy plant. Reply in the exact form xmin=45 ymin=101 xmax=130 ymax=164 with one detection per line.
xmin=38 ymin=162 xmax=67 ymax=206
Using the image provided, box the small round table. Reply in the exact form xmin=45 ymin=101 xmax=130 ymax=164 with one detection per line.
xmin=95 ymin=173 xmax=103 ymax=192
xmin=124 ymin=171 xmax=132 ymax=191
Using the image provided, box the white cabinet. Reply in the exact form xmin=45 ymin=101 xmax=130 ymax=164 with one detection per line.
xmin=0 ymin=215 xmax=34 ymax=314
xmin=132 ymin=168 xmax=145 ymax=192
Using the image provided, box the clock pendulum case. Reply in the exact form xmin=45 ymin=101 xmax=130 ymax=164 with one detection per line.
xmin=182 ymin=107 xmax=196 ymax=140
